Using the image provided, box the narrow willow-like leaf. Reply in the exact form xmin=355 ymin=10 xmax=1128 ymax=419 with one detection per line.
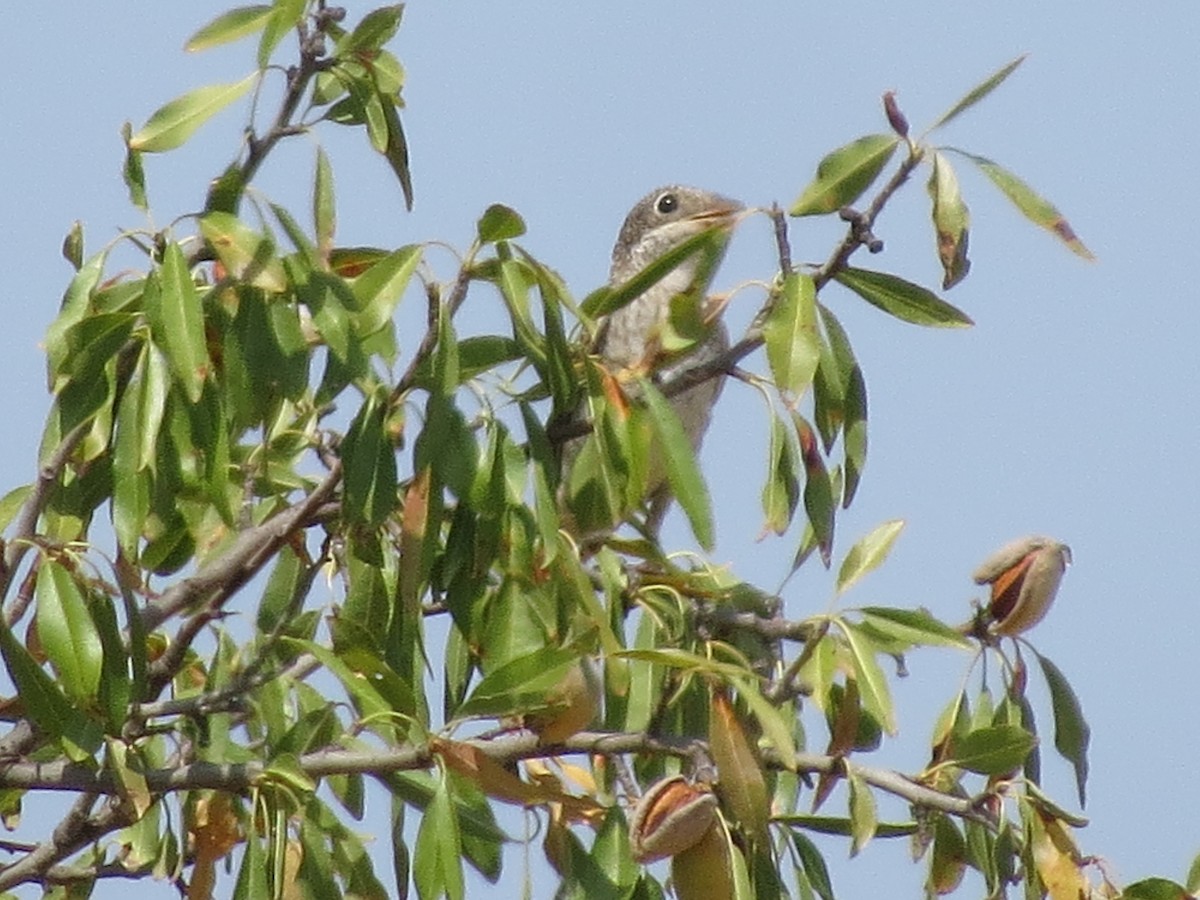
xmin=639 ymin=378 xmax=714 ymax=550
xmin=790 ymin=830 xmax=835 ymax=900
xmin=859 ymin=606 xmax=972 ymax=650
xmin=791 ymin=135 xmax=899 ymax=216
xmin=0 ymin=612 xmax=99 ymax=760
xmin=185 ymin=5 xmax=272 ymax=52
xmin=350 ymin=244 xmax=422 ymax=335
xmin=710 ymin=691 xmax=770 ymax=845
xmin=929 ymin=55 xmax=1027 ymax=131
xmin=837 ymin=519 xmax=905 ymax=596
xmin=128 ymin=74 xmax=256 ymax=152
xmin=837 ymin=620 xmax=896 ymax=734
xmin=159 ymin=242 xmax=212 ymax=403
xmin=761 ymin=412 xmax=800 ymax=536
xmin=1034 ymin=650 xmax=1091 ymax=807
xmin=413 ymin=771 xmax=466 ymax=900
xmin=36 ymin=560 xmax=103 ymax=703
xmin=763 ymin=272 xmax=820 ymax=398
xmin=341 ymin=390 xmax=398 ymax=526
xmin=835 ymin=268 xmax=973 ymax=328
xmin=795 ymin=413 xmax=834 ymax=565
xmin=314 ymin=147 xmax=336 ymax=258
xmin=946 ymin=147 xmax=1095 ymax=259
xmin=120 ymin=124 xmax=147 ymax=211
xmin=847 ymin=768 xmax=878 ymax=857
xmin=257 ymin=0 xmax=305 ymax=68
xmin=379 ymin=98 xmax=414 ymax=210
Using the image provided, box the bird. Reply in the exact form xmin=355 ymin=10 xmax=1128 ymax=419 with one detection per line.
xmin=560 ymin=185 xmax=743 ymax=539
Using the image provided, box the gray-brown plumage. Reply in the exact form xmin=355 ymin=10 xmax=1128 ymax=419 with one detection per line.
xmin=563 ymin=185 xmax=742 ymax=538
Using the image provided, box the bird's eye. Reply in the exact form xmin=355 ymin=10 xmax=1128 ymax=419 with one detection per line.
xmin=655 ymin=193 xmax=678 ymax=215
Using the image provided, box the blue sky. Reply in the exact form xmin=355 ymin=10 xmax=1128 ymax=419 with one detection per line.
xmin=3 ymin=2 xmax=1198 ymax=896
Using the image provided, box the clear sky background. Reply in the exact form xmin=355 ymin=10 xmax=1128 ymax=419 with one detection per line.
xmin=3 ymin=2 xmax=1198 ymax=897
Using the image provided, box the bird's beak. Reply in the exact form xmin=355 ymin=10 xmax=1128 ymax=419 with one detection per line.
xmin=687 ymin=198 xmax=744 ymax=229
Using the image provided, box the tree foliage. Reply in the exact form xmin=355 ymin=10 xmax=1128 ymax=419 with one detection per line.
xmin=0 ymin=3 xmax=1184 ymax=899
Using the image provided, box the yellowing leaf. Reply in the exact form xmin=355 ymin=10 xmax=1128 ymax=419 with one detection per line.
xmin=837 ymin=519 xmax=905 ymax=596
xmin=199 ymin=212 xmax=287 ymax=292
xmin=927 ymin=152 xmax=972 ymax=289
xmin=185 ymin=6 xmax=273 ymax=52
xmin=948 ymin=148 xmax=1095 ymax=259
xmin=128 ymin=74 xmax=256 ymax=152
xmin=709 ymin=690 xmax=769 ymax=845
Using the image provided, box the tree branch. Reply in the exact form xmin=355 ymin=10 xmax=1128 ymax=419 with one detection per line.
xmin=0 ymin=729 xmax=994 ymax=834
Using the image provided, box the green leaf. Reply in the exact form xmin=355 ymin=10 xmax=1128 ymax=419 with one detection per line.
xmin=817 ymin=304 xmax=867 ymax=507
xmin=580 ymin=226 xmax=728 ymax=319
xmin=736 ymin=677 xmax=797 ymax=764
xmin=837 ymin=620 xmax=896 ymax=734
xmin=858 ymin=606 xmax=972 ymax=650
xmin=476 ymin=204 xmax=527 ymax=243
xmin=0 ymin=485 xmax=31 ymax=533
xmin=0 ymin=608 xmax=99 ymax=760
xmin=379 ymin=98 xmax=414 ymax=210
xmin=789 ymin=831 xmax=835 ymax=900
xmin=776 ymin=815 xmax=915 ymax=839
xmin=790 ymin=134 xmax=899 ymax=216
xmin=350 ymin=245 xmax=422 ymax=336
xmin=151 ymin=243 xmax=211 ymax=403
xmin=314 ymin=147 xmax=336 ymax=257
xmin=927 ymin=815 xmax=967 ymax=895
xmin=35 ymin=559 xmax=103 ymax=703
xmin=413 ymin=770 xmax=466 ymax=900
xmin=341 ymin=4 xmax=405 ymax=55
xmin=185 ymin=5 xmax=273 ymax=51
xmin=120 ymin=124 xmax=148 ymax=211
xmin=258 ymin=0 xmax=305 ymax=68
xmin=199 ymin=211 xmax=288 ymax=291
xmin=1034 ymin=650 xmax=1090 ymax=807
xmin=945 ymin=148 xmax=1095 ymax=259
xmin=638 ymin=378 xmax=714 ymax=550
xmin=946 ymin=724 xmax=1036 ymax=775
xmin=846 ymin=768 xmax=877 ymax=857
xmin=763 ymin=273 xmax=820 ymax=398
xmin=835 ymin=267 xmax=973 ymax=328
xmin=281 ymin=639 xmax=396 ymax=732
xmin=299 ymin=271 xmax=352 ymax=361
xmin=1121 ymin=878 xmax=1193 ymax=900
xmin=760 ymin=412 xmax=800 ymax=536
xmin=455 ymin=646 xmax=581 ymax=720
xmin=128 ymin=74 xmax=256 ymax=152
xmin=341 ymin=390 xmax=398 ymax=526
xmin=1186 ymin=851 xmax=1200 ymax=895
xmin=794 ymin=414 xmax=834 ymax=565
xmin=929 ymin=55 xmax=1026 ymax=131
xmin=836 ymin=519 xmax=905 ymax=595
xmin=842 ymin=361 xmax=867 ymax=508
xmin=927 ymin=151 xmax=971 ymax=289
